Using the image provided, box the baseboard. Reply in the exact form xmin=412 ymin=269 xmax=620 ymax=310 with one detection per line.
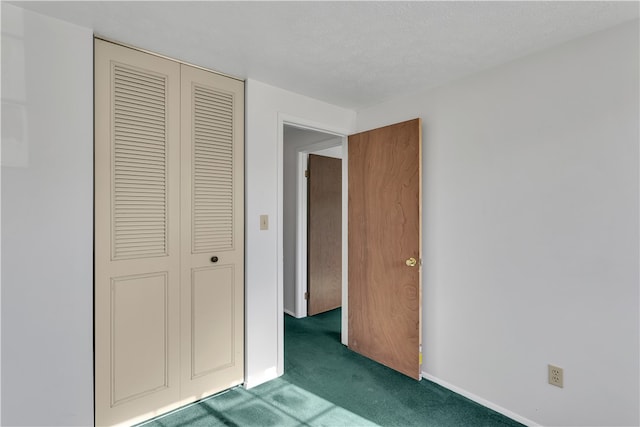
xmin=284 ymin=308 xmax=307 ymax=319
xmin=421 ymin=372 xmax=538 ymax=427
xmin=244 ymin=367 xmax=280 ymax=390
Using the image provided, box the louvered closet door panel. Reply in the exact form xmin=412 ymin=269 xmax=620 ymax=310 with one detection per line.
xmin=180 ymin=64 xmax=244 ymax=398
xmin=113 ymin=64 xmax=168 ymax=259
xmin=192 ymin=85 xmax=234 ymax=253
xmin=95 ymin=40 xmax=182 ymax=427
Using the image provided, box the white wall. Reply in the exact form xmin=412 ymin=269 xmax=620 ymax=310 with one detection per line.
xmin=1 ymin=4 xmax=94 ymax=426
xmin=245 ymin=79 xmax=355 ymax=387
xmin=0 ymin=5 xmax=357 ymax=423
xmin=311 ymin=145 xmax=342 ymax=159
xmin=357 ymin=20 xmax=639 ymax=426
xmin=4 ymin=3 xmax=636 ymax=426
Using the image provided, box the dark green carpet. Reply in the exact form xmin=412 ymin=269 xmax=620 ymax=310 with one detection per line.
xmin=141 ymin=309 xmax=523 ymax=427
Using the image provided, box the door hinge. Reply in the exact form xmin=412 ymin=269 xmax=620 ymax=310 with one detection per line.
xmin=305 ymin=170 xmax=309 ymax=178
xmin=304 ymin=291 xmax=309 ymax=300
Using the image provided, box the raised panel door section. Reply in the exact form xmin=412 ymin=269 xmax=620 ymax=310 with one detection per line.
xmin=111 ymin=273 xmax=169 ymax=405
xmin=95 ymin=39 xmax=181 ymax=426
xmin=180 ymin=64 xmax=244 ymax=399
xmin=191 ymin=266 xmax=235 ymax=377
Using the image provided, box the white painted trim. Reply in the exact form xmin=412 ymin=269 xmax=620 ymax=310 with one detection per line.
xmin=283 ymin=308 xmax=297 ymax=318
xmin=421 ymin=372 xmax=538 ymax=427
xmin=276 ymin=115 xmax=285 ymax=377
xmin=0 ymin=83 xmax=3 ymax=426
xmin=279 ymin=114 xmax=349 ymax=139
xmin=341 ymin=139 xmax=348 ymax=346
xmin=244 ymin=366 xmax=279 ymax=390
xmin=295 ymin=151 xmax=309 ymax=319
xmin=277 ymin=113 xmax=351 ymax=377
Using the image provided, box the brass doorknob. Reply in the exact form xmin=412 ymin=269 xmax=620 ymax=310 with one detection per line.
xmin=405 ymin=257 xmax=417 ymax=267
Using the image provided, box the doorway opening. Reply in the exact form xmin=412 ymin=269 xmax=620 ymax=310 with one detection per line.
xmin=278 ymin=118 xmax=423 ymax=383
xmin=282 ymin=124 xmax=346 ymax=330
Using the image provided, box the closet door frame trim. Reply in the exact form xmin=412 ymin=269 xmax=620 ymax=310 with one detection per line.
xmin=94 ymin=35 xmax=245 ymax=83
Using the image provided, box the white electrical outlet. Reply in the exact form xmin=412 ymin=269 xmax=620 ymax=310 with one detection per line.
xmin=548 ymin=364 xmax=563 ymax=388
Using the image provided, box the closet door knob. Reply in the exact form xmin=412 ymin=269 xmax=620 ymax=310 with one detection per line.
xmin=210 ymin=256 xmax=219 ymax=263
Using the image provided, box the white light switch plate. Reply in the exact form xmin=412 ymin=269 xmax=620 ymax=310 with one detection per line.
xmin=260 ymin=214 xmax=268 ymax=230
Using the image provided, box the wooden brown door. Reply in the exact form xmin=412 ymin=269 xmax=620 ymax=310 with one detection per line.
xmin=307 ymin=154 xmax=342 ymax=316
xmin=348 ymin=118 xmax=422 ymax=379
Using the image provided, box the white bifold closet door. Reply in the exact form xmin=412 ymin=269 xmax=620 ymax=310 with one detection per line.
xmin=95 ymin=39 xmax=244 ymax=427
xmin=179 ymin=61 xmax=244 ymax=400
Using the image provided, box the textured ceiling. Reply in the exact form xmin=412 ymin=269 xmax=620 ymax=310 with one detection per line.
xmin=10 ymin=1 xmax=639 ymax=110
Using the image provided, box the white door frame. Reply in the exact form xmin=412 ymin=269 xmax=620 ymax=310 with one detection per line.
xmin=276 ymin=113 xmax=349 ymax=374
